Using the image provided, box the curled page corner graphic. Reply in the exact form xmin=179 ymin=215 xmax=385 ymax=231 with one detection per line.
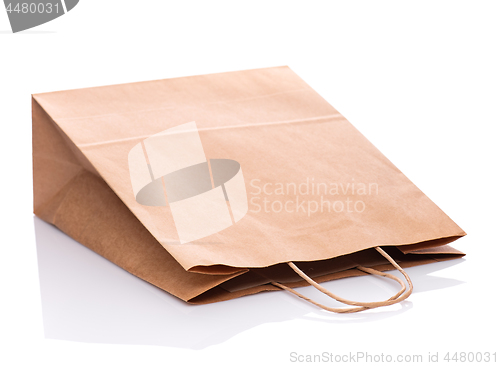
xmin=4 ymin=1 xmax=80 ymax=33
xmin=128 ymin=122 xmax=248 ymax=244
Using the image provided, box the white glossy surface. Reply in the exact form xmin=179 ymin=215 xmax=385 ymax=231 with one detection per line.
xmin=1 ymin=2 xmax=499 ymax=365
xmin=34 ymin=217 xmax=466 ymax=349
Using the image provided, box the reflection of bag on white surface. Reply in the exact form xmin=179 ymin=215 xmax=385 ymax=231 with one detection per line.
xmin=32 ymin=66 xmax=465 ymax=312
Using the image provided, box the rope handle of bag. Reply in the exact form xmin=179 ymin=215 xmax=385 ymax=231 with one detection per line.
xmin=271 ymin=247 xmax=413 ymax=314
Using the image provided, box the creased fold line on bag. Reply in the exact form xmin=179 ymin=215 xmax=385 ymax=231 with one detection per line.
xmin=77 ymin=114 xmax=344 ymax=148
xmin=32 ymin=66 xmax=465 ymax=307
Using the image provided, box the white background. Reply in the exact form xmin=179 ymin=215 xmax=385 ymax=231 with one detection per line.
xmin=1 ymin=1 xmax=499 ymax=365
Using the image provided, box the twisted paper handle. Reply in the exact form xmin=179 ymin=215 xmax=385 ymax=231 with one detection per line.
xmin=272 ymin=247 xmax=413 ymax=313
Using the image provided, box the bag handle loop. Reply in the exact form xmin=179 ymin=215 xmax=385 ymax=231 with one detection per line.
xmin=271 ymin=247 xmax=413 ymax=313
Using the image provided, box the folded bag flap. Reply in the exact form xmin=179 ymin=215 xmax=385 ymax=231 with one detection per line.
xmin=32 ymin=99 xmax=465 ymax=306
xmin=33 ymin=98 xmax=246 ymax=301
xmin=32 ymin=66 xmax=466 ymax=272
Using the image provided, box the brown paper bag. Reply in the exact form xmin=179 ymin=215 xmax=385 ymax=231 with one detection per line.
xmin=32 ymin=66 xmax=465 ymax=312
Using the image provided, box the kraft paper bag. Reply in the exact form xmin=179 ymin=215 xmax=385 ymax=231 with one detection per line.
xmin=32 ymin=66 xmax=465 ymax=311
